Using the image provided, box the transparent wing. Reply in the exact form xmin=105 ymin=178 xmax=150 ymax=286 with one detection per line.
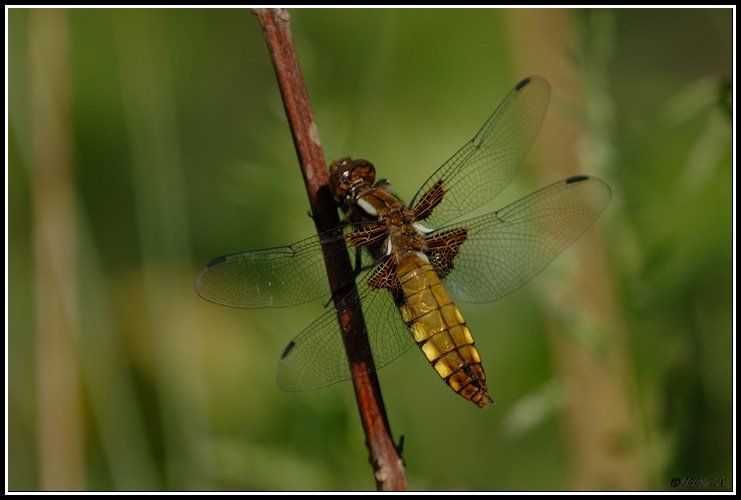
xmin=409 ymin=76 xmax=551 ymax=229
xmin=440 ymin=175 xmax=612 ymax=303
xmin=276 ymin=277 xmax=415 ymax=391
xmin=196 ymin=226 xmax=361 ymax=309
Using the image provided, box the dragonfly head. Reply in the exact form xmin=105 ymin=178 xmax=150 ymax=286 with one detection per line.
xmin=328 ymin=158 xmax=376 ymax=207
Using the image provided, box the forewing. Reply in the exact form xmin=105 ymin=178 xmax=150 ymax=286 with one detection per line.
xmin=196 ymin=228 xmax=350 ymax=308
xmin=440 ymin=176 xmax=612 ymax=303
xmin=410 ymin=76 xmax=551 ymax=229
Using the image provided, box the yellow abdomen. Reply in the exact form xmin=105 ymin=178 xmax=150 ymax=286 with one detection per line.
xmin=396 ymin=254 xmax=491 ymax=408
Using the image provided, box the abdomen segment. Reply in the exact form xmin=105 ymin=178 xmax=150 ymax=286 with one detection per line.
xmin=397 ymin=255 xmax=492 ymax=408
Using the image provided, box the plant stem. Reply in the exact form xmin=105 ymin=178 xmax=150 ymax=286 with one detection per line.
xmin=252 ymin=8 xmax=406 ymax=491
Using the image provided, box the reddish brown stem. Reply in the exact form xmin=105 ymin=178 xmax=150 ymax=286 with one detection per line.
xmin=252 ymin=8 xmax=406 ymax=491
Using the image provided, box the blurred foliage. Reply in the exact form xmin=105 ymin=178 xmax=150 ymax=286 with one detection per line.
xmin=7 ymin=7 xmax=733 ymax=491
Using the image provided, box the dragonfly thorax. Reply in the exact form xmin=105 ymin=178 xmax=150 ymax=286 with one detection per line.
xmin=384 ymin=209 xmax=429 ymax=257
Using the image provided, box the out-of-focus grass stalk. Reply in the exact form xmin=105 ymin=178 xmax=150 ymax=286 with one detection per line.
xmin=114 ymin=10 xmax=211 ymax=489
xmin=76 ymin=214 xmax=161 ymax=489
xmin=504 ymin=9 xmax=642 ymax=489
xmin=29 ymin=9 xmax=86 ymax=490
xmin=29 ymin=9 xmax=163 ymax=490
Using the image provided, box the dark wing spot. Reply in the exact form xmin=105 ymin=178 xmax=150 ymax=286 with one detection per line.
xmin=206 ymin=255 xmax=227 ymax=268
xmin=281 ymin=341 xmax=296 ymax=359
xmin=515 ymin=77 xmax=531 ymax=91
xmin=566 ymin=175 xmax=590 ymax=184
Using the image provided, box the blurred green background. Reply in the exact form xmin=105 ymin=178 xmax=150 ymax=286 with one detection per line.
xmin=7 ymin=7 xmax=733 ymax=491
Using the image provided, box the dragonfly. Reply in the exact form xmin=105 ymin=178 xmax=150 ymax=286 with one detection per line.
xmin=196 ymin=76 xmax=611 ymax=408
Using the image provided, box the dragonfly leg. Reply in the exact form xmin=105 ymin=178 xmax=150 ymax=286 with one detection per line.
xmin=395 ymin=434 xmax=405 ymax=458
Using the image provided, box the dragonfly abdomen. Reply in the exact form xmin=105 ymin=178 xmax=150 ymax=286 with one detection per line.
xmin=396 ymin=254 xmax=491 ymax=408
